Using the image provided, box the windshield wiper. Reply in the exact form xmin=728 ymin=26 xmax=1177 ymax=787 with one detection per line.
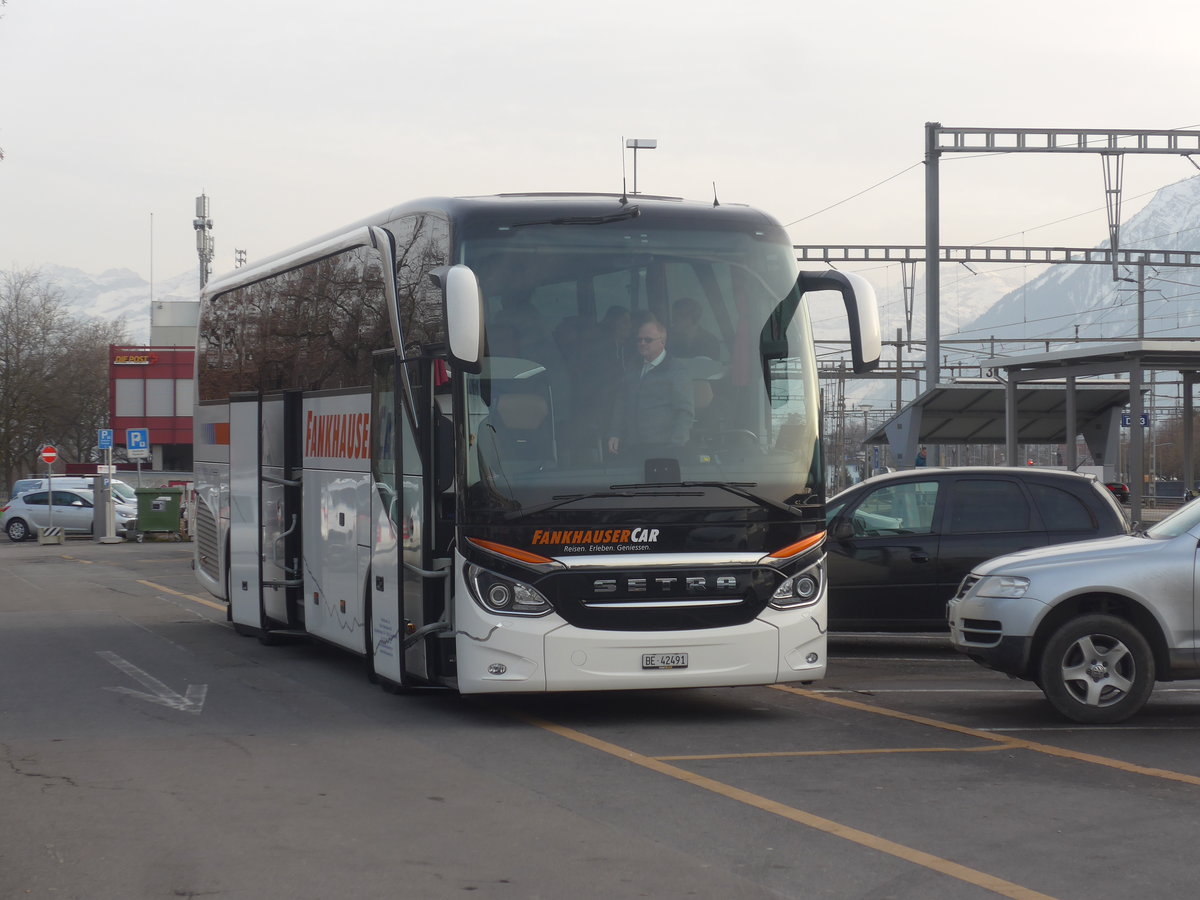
xmin=609 ymin=481 xmax=810 ymax=518
xmin=512 ymin=206 xmax=641 ymax=228
xmin=503 ymin=487 xmax=702 ymax=521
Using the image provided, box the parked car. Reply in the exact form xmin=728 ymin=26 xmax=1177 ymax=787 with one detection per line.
xmin=825 ymin=467 xmax=1128 ymax=631
xmin=11 ymin=476 xmax=137 ymax=505
xmin=1105 ymin=482 xmax=1130 ymax=503
xmin=948 ymin=499 xmax=1200 ymax=723
xmin=1 ymin=489 xmax=138 ymax=541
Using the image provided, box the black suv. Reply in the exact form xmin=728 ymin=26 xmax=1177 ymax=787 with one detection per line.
xmin=825 ymin=467 xmax=1128 ymax=631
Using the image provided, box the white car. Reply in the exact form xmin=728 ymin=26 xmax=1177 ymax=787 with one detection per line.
xmin=949 ymin=500 xmax=1200 ymax=724
xmin=10 ymin=476 xmax=137 ymax=505
xmin=0 ymin=489 xmax=138 ymax=542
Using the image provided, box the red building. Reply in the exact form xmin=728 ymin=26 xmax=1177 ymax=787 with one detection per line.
xmin=108 ymin=345 xmax=194 ymax=470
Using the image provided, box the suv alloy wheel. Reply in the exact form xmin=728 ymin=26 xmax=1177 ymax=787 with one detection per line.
xmin=1037 ymin=614 xmax=1155 ymax=724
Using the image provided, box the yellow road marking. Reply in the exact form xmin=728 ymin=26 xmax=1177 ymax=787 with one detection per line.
xmin=60 ymin=555 xmax=94 ymax=564
xmin=517 ymin=711 xmax=1057 ymax=900
xmin=138 ymin=579 xmax=227 ymax=612
xmin=658 ymin=744 xmax=1009 ymax=761
xmin=772 ymin=684 xmax=1200 ymax=787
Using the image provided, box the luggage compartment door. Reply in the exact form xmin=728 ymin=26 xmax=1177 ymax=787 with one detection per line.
xmin=228 ymin=393 xmax=264 ymax=631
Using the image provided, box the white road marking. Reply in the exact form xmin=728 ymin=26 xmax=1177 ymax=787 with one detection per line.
xmin=96 ymin=650 xmax=207 ymax=714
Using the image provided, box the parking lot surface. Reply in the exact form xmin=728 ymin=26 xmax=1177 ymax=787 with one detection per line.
xmin=3 ymin=537 xmax=1200 ymax=899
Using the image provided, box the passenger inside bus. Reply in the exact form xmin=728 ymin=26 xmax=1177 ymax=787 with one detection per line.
xmin=669 ymin=296 xmax=721 ymax=360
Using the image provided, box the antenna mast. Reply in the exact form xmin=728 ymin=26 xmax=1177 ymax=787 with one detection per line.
xmin=194 ymin=193 xmax=214 ymax=290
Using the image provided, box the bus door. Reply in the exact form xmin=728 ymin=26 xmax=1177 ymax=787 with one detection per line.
xmin=368 ymin=352 xmax=447 ymax=688
xmin=262 ymin=390 xmax=304 ymax=628
xmin=228 ymin=391 xmax=303 ymax=636
xmin=368 ymin=354 xmax=408 ymax=685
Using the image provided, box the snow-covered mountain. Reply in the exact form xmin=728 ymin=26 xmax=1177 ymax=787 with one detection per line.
xmin=954 ymin=174 xmax=1200 ymax=344
xmin=42 ymin=265 xmax=198 ymax=343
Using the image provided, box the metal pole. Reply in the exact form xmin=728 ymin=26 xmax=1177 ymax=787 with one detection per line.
xmin=106 ymin=446 xmax=116 ymax=539
xmin=1185 ymin=372 xmax=1196 ymax=497
xmin=924 ymin=123 xmax=942 ymax=467
xmin=1130 ymin=364 xmax=1144 ymax=521
xmin=1005 ymin=376 xmax=1018 ymax=467
xmin=1137 ymin=259 xmax=1146 ymax=340
xmin=1065 ymin=376 xmax=1077 ymax=469
xmin=924 ymin=122 xmax=941 ymax=392
xmin=895 ymin=328 xmax=903 ymax=413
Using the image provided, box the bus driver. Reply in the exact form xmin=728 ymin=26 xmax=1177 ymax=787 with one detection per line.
xmin=607 ymin=317 xmax=694 ymax=459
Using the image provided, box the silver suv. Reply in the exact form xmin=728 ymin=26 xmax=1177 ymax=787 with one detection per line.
xmin=949 ymin=500 xmax=1200 ymax=723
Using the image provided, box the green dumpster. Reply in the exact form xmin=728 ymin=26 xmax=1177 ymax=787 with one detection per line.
xmin=132 ymin=487 xmax=183 ymax=542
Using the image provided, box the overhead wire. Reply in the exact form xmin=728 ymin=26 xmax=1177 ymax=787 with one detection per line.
xmin=783 ymin=162 xmax=923 ymax=228
xmin=793 ymin=127 xmax=1200 ymax=371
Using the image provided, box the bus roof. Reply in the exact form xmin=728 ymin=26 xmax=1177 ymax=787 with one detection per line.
xmin=203 ymin=193 xmax=785 ymax=298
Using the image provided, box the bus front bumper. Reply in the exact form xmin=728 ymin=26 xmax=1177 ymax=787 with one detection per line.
xmin=454 ymin=604 xmax=827 ymax=694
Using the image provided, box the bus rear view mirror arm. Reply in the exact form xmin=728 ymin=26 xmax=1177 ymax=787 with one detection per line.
xmin=797 ymin=270 xmax=882 ymax=374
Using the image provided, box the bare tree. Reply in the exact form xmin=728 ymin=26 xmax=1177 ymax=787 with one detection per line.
xmin=45 ymin=318 xmax=129 ymax=463
xmin=0 ymin=268 xmax=127 ymax=490
xmin=0 ymin=269 xmax=70 ymax=487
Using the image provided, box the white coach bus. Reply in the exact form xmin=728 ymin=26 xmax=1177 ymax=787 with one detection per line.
xmin=193 ymin=193 xmax=880 ymax=694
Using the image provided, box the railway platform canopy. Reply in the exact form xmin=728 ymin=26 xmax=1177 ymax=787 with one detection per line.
xmin=865 ymin=340 xmax=1200 ymax=521
xmin=864 ymin=378 xmax=1132 ymax=471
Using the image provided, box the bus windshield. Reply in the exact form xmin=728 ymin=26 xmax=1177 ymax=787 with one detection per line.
xmin=458 ymin=217 xmax=821 ymax=522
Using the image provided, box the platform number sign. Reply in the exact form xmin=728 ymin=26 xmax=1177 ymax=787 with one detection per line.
xmin=126 ymin=427 xmax=151 ymax=460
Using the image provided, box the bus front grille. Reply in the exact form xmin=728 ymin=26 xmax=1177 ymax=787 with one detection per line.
xmin=542 ymin=568 xmax=778 ymax=632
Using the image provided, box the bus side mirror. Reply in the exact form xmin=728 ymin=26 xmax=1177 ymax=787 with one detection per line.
xmin=797 ymin=270 xmax=881 ymax=374
xmin=441 ymin=264 xmax=484 ymax=374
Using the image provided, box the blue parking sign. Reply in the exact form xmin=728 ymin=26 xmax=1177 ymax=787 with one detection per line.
xmin=98 ymin=429 xmax=113 ymax=449
xmin=126 ymin=428 xmax=150 ymax=459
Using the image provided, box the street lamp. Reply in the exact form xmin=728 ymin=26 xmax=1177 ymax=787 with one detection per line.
xmin=625 ymin=138 xmax=657 ymax=195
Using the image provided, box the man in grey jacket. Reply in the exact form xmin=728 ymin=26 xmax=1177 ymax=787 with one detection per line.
xmin=608 ymin=317 xmax=695 ymax=459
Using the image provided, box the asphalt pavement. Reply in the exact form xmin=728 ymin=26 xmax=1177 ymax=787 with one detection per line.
xmin=4 ymin=537 xmax=1200 ymax=900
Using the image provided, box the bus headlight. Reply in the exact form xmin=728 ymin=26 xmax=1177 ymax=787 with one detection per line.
xmin=769 ymin=560 xmax=824 ymax=609
xmin=468 ymin=565 xmax=553 ymax=617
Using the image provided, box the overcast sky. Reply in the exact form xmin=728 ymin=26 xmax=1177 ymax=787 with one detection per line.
xmin=2 ymin=0 xmax=1198 ymax=290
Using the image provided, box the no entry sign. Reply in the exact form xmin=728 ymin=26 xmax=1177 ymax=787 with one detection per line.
xmin=41 ymin=445 xmax=58 ymax=465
